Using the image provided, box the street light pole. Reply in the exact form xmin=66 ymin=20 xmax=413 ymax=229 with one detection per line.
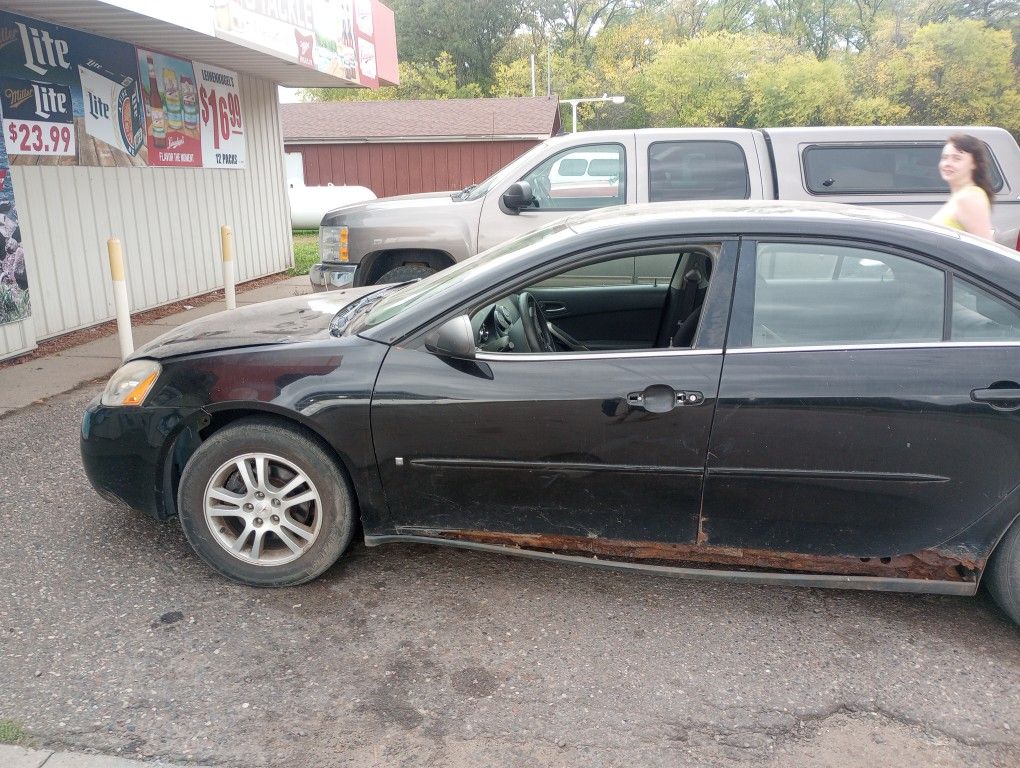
xmin=558 ymin=94 xmax=626 ymax=133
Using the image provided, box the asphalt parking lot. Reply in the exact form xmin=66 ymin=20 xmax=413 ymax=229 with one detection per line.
xmin=2 ymin=386 xmax=1018 ymax=768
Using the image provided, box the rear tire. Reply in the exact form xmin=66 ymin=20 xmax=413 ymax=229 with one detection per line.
xmin=178 ymin=417 xmax=355 ymax=587
xmin=985 ymin=516 xmax=1020 ymax=625
xmin=377 ymin=264 xmax=436 ymax=284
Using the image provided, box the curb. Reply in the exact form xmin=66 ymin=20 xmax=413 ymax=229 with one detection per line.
xmin=0 ymin=745 xmax=209 ymax=767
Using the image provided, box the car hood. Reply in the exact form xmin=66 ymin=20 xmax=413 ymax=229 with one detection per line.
xmin=130 ymin=287 xmax=382 ymax=361
xmin=321 ymin=190 xmax=460 ymax=224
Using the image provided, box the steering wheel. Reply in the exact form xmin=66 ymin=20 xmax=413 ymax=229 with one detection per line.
xmin=517 ymin=292 xmax=556 ymax=353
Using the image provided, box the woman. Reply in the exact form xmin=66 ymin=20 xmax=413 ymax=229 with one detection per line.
xmin=931 ymin=133 xmax=995 ymax=240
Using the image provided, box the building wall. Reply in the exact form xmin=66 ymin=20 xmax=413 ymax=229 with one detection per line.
xmin=2 ymin=73 xmax=290 ymax=353
xmin=289 ymin=139 xmax=541 ymax=197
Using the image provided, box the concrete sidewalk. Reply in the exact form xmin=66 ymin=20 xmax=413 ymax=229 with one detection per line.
xmin=0 ymin=275 xmax=313 ymax=417
xmin=0 ymin=745 xmax=208 ymax=768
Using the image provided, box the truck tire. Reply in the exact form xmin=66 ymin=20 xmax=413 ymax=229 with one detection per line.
xmin=377 ymin=264 xmax=435 ymax=284
xmin=985 ymin=516 xmax=1020 ymax=625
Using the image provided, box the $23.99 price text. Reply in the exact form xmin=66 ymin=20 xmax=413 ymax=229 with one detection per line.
xmin=5 ymin=119 xmax=74 ymax=156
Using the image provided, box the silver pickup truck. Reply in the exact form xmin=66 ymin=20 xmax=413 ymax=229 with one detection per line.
xmin=313 ymin=125 xmax=1020 ymax=288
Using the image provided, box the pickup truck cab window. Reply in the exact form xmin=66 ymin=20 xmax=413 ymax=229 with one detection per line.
xmin=520 ymin=143 xmax=626 ymax=210
xmin=648 ymin=141 xmax=750 ymax=202
xmin=750 ymin=242 xmax=945 ymax=347
xmin=803 ymin=143 xmax=1005 ymax=195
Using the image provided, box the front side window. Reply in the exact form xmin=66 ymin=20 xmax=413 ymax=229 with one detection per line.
xmin=803 ymin=144 xmax=1005 ymax=195
xmin=521 ymin=143 xmax=626 ymax=210
xmin=471 ymin=247 xmax=718 ymax=354
xmin=952 ymin=278 xmax=1020 ymax=341
xmin=648 ymin=141 xmax=750 ymax=202
xmin=752 ymin=243 xmax=945 ymax=347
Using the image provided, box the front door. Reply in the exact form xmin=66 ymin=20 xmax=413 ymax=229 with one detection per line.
xmin=370 ymin=243 xmax=737 ymax=551
xmin=476 ymin=139 xmax=635 ymax=252
xmin=703 ymin=239 xmax=1020 ymax=559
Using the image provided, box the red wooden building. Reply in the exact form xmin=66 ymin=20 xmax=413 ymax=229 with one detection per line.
xmin=282 ymin=97 xmax=562 ymax=197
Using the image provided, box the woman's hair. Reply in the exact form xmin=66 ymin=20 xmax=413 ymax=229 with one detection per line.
xmin=947 ymin=133 xmax=995 ymax=207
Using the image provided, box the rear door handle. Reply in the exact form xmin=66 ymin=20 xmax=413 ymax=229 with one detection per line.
xmin=971 ymin=383 xmax=1020 ymax=411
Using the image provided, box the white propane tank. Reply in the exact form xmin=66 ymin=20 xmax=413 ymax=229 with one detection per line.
xmin=289 ymin=183 xmax=376 ymax=229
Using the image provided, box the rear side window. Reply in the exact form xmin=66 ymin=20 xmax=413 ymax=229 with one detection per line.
xmin=803 ymin=144 xmax=1005 ymax=195
xmin=952 ymin=278 xmax=1020 ymax=340
xmin=648 ymin=141 xmax=750 ymax=202
xmin=752 ymin=243 xmax=945 ymax=347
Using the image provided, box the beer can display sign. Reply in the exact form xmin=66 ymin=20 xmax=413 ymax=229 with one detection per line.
xmin=135 ymin=48 xmax=203 ymax=168
xmin=78 ymin=60 xmax=144 ymax=157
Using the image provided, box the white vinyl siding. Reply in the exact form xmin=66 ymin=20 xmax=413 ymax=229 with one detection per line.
xmin=0 ymin=73 xmax=290 ymax=357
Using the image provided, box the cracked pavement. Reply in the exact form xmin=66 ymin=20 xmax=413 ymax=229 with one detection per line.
xmin=1 ymin=386 xmax=1018 ymax=767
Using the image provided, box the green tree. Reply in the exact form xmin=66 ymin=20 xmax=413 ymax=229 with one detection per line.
xmin=640 ymin=32 xmax=795 ymax=126
xmin=887 ymin=20 xmax=1020 ymax=132
xmin=386 ymin=0 xmax=529 ymax=88
xmin=747 ymin=54 xmax=851 ymax=124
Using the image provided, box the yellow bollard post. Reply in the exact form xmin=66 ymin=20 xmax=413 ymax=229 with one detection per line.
xmin=107 ymin=238 xmax=134 ymax=360
xmin=221 ymin=225 xmax=236 ymax=310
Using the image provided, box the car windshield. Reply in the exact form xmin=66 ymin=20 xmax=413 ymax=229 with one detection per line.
xmin=356 ymin=220 xmax=575 ymax=331
xmin=455 ymin=142 xmax=554 ymax=201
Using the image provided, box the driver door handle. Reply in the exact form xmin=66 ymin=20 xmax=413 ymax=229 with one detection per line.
xmin=626 ymin=385 xmax=704 ymax=413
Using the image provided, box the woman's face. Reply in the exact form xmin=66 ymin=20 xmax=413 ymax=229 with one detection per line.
xmin=939 ymin=142 xmax=976 ymax=186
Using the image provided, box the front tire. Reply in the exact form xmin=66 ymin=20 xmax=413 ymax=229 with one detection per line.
xmin=177 ymin=417 xmax=355 ymax=587
xmin=985 ymin=517 xmax=1020 ymax=625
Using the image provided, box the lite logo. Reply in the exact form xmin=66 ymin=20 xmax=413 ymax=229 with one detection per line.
xmin=88 ymin=91 xmax=110 ymax=120
xmin=31 ymin=83 xmax=68 ymax=120
xmin=15 ymin=22 xmax=70 ymax=76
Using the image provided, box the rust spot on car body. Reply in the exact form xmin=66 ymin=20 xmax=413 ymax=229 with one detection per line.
xmin=437 ymin=530 xmax=982 ymax=582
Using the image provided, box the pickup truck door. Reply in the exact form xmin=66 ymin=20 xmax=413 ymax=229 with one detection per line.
xmin=634 ymin=130 xmax=768 ymax=204
xmin=476 ymin=136 xmax=638 ymax=252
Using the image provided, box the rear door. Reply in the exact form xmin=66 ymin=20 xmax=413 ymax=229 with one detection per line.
xmin=635 ymin=131 xmax=765 ymax=203
xmin=702 ymin=238 xmax=1020 ymax=559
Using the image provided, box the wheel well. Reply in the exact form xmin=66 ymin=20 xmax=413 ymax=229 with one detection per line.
xmin=360 ymin=249 xmax=454 ymax=285
xmin=160 ymin=408 xmax=361 ymax=525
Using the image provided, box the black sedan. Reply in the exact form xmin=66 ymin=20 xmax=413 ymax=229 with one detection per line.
xmin=81 ymin=201 xmax=1020 ymax=625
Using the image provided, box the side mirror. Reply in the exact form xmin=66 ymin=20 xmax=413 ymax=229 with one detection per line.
xmin=501 ymin=181 xmax=534 ymax=215
xmin=423 ymin=315 xmax=476 ymax=360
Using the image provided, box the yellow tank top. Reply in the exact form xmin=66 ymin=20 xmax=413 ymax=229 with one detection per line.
xmin=931 ymin=185 xmax=989 ymax=231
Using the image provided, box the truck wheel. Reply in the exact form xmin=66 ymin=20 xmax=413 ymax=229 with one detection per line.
xmin=377 ymin=264 xmax=435 ymax=284
xmin=986 ymin=515 xmax=1020 ymax=625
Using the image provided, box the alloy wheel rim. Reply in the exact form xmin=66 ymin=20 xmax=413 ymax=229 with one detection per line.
xmin=203 ymin=452 xmax=322 ymax=566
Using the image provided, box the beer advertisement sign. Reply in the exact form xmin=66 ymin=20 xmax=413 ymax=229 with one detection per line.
xmin=0 ymin=76 xmax=75 ymax=158
xmin=136 ymin=49 xmax=203 ymax=168
xmin=0 ymin=10 xmax=145 ymax=166
xmin=195 ymin=62 xmax=246 ymax=169
xmin=0 ymin=11 xmax=245 ymax=170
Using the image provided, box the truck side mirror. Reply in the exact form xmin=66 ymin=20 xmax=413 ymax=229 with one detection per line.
xmin=501 ymin=181 xmax=534 ymax=215
xmin=423 ymin=315 xmax=476 ymax=360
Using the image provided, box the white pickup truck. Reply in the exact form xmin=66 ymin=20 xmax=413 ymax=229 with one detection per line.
xmin=313 ymin=125 xmax=1020 ymax=288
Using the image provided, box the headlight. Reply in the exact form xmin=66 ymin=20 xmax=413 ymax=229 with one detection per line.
xmin=319 ymin=225 xmax=349 ymax=263
xmin=102 ymin=360 xmax=161 ymax=406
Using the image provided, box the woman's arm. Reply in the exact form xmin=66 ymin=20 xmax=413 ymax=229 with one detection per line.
xmin=955 ymin=188 xmax=994 ymax=240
